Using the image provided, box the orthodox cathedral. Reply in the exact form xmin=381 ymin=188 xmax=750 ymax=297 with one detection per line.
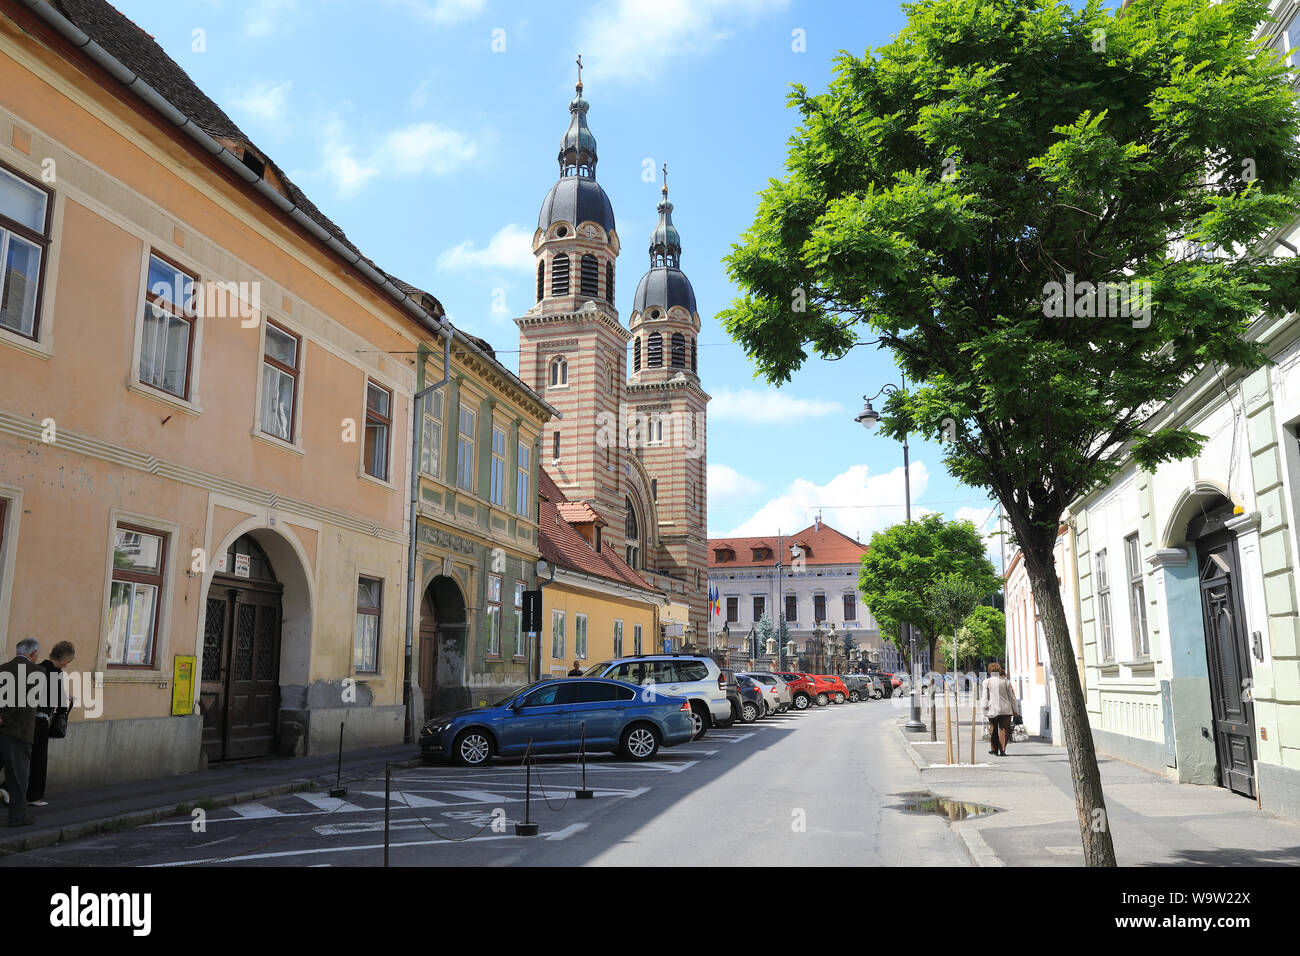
xmin=515 ymin=68 xmax=709 ymax=645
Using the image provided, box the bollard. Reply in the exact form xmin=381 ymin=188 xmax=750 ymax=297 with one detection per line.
xmin=515 ymin=739 xmax=540 ymax=836
xmin=575 ymin=721 xmax=594 ymax=799
xmin=329 ymin=721 xmax=347 ymax=798
xmin=383 ymin=762 xmax=391 ymax=867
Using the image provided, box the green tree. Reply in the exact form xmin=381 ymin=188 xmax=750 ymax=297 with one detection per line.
xmin=962 ymin=606 xmax=1007 ymax=665
xmin=927 ymin=573 xmax=985 ymax=672
xmin=720 ymin=0 xmax=1300 ymax=865
xmin=858 ymin=515 xmax=1000 ymax=686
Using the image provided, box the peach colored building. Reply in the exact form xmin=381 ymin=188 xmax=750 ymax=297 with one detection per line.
xmin=0 ymin=0 xmax=551 ymax=787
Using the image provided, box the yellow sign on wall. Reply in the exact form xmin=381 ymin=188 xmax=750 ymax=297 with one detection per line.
xmin=172 ymin=655 xmax=196 ymax=716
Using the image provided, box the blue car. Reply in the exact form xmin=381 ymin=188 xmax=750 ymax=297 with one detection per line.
xmin=419 ymin=677 xmax=696 ymax=767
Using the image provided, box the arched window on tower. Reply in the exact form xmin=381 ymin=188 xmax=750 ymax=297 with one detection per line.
xmin=625 ymin=497 xmax=640 ymax=569
xmin=536 ymin=260 xmax=545 ymax=303
xmin=671 ymin=332 xmax=686 ymax=368
xmin=691 ymin=338 xmax=697 ymax=372
xmin=580 ymin=254 xmax=599 ymax=297
xmin=633 ymin=337 xmax=641 ymax=372
xmin=647 ymin=332 xmax=663 ymax=368
xmin=551 ymin=253 xmax=570 ymax=296
xmin=549 ymin=355 xmax=568 ymax=387
xmin=606 ymin=262 xmax=615 ymax=301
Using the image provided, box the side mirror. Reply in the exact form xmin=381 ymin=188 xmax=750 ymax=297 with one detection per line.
xmin=510 ymin=698 xmax=525 ymax=711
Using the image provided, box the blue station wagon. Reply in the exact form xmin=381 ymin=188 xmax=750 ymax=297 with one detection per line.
xmin=419 ymin=677 xmax=696 ymax=766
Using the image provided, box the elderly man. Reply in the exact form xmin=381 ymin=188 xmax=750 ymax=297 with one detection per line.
xmin=0 ymin=638 xmax=41 ymax=827
xmin=28 ymin=641 xmax=76 ymax=807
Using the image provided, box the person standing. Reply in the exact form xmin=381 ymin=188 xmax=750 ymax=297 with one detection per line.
xmin=28 ymin=641 xmax=76 ymax=807
xmin=981 ymin=662 xmax=1021 ymax=757
xmin=0 ymin=638 xmax=41 ymax=827
xmin=567 ymin=660 xmax=584 ymax=677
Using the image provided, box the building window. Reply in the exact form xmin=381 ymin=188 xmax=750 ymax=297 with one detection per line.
xmin=553 ymin=431 xmax=561 ymax=461
xmin=536 ymin=259 xmax=545 ymax=302
xmin=726 ymin=596 xmax=739 ymax=623
xmin=651 ymin=478 xmax=657 ymax=500
xmin=106 ymin=525 xmax=167 ymax=667
xmin=516 ymin=442 xmax=532 ymax=516
xmin=514 ymin=582 xmax=525 ymax=657
xmin=625 ymin=497 xmax=639 ymax=569
xmin=420 ymin=389 xmax=443 ymax=477
xmin=647 ymin=332 xmax=663 ymax=368
xmin=753 ymin=595 xmax=765 ymax=622
xmin=354 ymin=577 xmax=381 ymax=672
xmin=549 ymin=355 xmax=568 ymax=387
xmin=814 ymin=593 xmax=826 ymax=623
xmin=613 ymin=619 xmax=624 ymax=657
xmin=606 ymin=261 xmax=615 ymax=300
xmin=486 ymin=574 xmax=502 ymax=656
xmin=671 ymin=332 xmax=686 ymax=368
xmin=785 ymin=595 xmax=797 ymax=622
xmin=0 ymin=163 xmax=52 ymax=340
xmin=575 ymin=612 xmax=588 ymax=659
xmin=580 ymin=254 xmax=599 ymax=297
xmin=457 ymin=405 xmax=476 ymax=491
xmin=633 ymin=337 xmax=641 ymax=372
xmin=647 ymin=416 xmax=663 ymax=445
xmin=1096 ymin=548 xmax=1115 ymax=662
xmin=260 ymin=321 xmax=299 ymax=442
xmin=490 ymin=426 xmax=507 ymax=506
xmin=843 ymin=592 xmax=857 ymax=622
xmin=552 ymin=608 xmax=566 ymax=659
xmin=551 ymin=253 xmax=570 ymax=296
xmin=1124 ymin=533 xmax=1149 ymax=658
xmin=691 ymin=338 xmax=697 ymax=372
xmin=140 ymin=252 xmax=198 ymax=399
xmin=633 ymin=623 xmax=643 ymax=655
xmin=364 ymin=381 xmax=391 ymax=480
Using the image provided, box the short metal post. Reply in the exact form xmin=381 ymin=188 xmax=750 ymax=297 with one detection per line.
xmin=329 ymin=721 xmax=347 ymax=798
xmin=576 ymin=721 xmax=593 ymax=799
xmin=515 ymin=740 xmax=539 ymax=836
xmin=383 ymin=762 xmax=391 ymax=867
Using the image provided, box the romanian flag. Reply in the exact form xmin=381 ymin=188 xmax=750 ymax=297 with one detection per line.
xmin=709 ymin=585 xmax=720 ymax=616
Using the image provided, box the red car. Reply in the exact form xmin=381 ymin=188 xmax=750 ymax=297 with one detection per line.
xmin=810 ymin=674 xmax=850 ymax=706
xmin=774 ymin=672 xmax=817 ymax=711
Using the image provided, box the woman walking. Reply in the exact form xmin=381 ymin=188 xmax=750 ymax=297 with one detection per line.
xmin=981 ymin=663 xmax=1021 ymax=757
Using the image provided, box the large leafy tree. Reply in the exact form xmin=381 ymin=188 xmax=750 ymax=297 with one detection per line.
xmin=720 ymin=0 xmax=1300 ymax=865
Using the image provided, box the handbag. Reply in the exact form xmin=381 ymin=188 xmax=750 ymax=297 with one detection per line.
xmin=48 ymin=713 xmax=68 ymax=739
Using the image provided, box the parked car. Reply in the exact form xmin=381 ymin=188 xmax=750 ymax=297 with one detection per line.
xmin=582 ymin=654 xmax=731 ymax=740
xmin=774 ymin=672 xmax=816 ymax=710
xmin=720 ymin=668 xmax=742 ymax=727
xmin=840 ymin=674 xmax=875 ymax=702
xmin=420 ymin=677 xmax=695 ymax=766
xmin=738 ymin=672 xmax=791 ymax=712
xmin=734 ymin=674 xmax=768 ymax=722
xmin=813 ymin=675 xmax=850 ymax=705
xmin=863 ymin=674 xmax=890 ymax=699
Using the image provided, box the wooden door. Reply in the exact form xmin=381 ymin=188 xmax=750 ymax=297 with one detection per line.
xmin=200 ymin=582 xmax=282 ymax=762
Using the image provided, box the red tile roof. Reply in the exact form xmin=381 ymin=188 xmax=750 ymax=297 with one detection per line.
xmin=708 ymin=522 xmax=867 ymax=569
xmin=538 ymin=470 xmax=660 ymax=594
xmin=556 ymin=501 xmax=606 ymax=526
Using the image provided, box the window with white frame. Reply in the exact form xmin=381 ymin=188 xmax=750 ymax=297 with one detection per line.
xmin=260 ymin=321 xmax=299 ymax=442
xmin=726 ymin=596 xmax=738 ymax=623
xmin=514 ymin=582 xmax=525 ymax=656
xmin=490 ymin=426 xmax=507 ymax=506
xmin=457 ymin=405 xmax=476 ymax=491
xmin=516 ymin=441 xmax=532 ymax=516
xmin=633 ymin=623 xmax=643 ymax=655
xmin=552 ymin=608 xmax=565 ymax=659
xmin=1124 ymin=533 xmax=1149 ymax=658
xmin=354 ymin=577 xmax=381 ymax=672
xmin=364 ymin=381 xmax=391 ymax=480
xmin=549 ymin=355 xmax=568 ymax=387
xmin=1095 ymin=548 xmax=1115 ymax=662
xmin=785 ymin=594 xmax=797 ymax=622
xmin=140 ymin=252 xmax=198 ymax=399
xmin=575 ymin=613 xmax=588 ymax=659
xmin=814 ymin=593 xmax=826 ymax=622
xmin=106 ymin=524 xmax=167 ymax=667
xmin=486 ymin=573 xmax=502 ymax=656
xmin=842 ymin=592 xmax=857 ymax=622
xmin=0 ymin=163 xmax=52 ymax=340
xmin=753 ymin=595 xmax=765 ymax=622
xmin=420 ymin=389 xmax=443 ymax=477
xmin=613 ymin=619 xmax=624 ymax=657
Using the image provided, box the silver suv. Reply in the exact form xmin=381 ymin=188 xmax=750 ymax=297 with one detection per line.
xmin=582 ymin=655 xmax=730 ymax=740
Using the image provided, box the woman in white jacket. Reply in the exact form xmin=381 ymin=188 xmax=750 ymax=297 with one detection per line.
xmin=981 ymin=663 xmax=1021 ymax=757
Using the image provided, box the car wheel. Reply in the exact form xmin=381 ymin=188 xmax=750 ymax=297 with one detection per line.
xmin=741 ymin=701 xmax=759 ymax=723
xmin=849 ymin=690 xmax=861 ymax=702
xmin=620 ymin=724 xmax=660 ymax=761
xmin=793 ymin=692 xmax=811 ymax=710
xmin=833 ymin=692 xmax=846 ymax=704
xmin=815 ymin=692 xmax=830 ymax=706
xmin=689 ymin=705 xmax=709 ymax=740
xmin=453 ymin=729 xmax=493 ymax=767
xmin=874 ymin=689 xmax=884 ymax=700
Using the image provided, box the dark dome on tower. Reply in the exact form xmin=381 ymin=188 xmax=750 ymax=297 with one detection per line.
xmin=538 ymin=177 xmax=617 ymax=233
xmin=633 ymin=179 xmax=696 ymax=314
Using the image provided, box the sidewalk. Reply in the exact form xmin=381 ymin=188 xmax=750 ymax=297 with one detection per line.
xmin=0 ymin=743 xmax=420 ymax=859
xmin=893 ymin=716 xmax=1300 ymax=866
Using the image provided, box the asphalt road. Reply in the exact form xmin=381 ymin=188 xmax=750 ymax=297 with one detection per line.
xmin=7 ymin=699 xmax=970 ymax=867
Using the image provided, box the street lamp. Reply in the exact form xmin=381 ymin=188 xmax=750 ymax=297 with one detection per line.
xmin=857 ymin=376 xmax=926 ymax=732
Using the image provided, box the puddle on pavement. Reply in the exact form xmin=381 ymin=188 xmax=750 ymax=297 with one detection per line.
xmin=891 ymin=790 xmax=1000 ymax=821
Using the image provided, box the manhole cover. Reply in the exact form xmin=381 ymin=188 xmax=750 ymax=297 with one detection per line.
xmin=891 ymin=790 xmax=999 ymax=821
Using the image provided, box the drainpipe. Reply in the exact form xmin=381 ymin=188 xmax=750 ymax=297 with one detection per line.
xmin=534 ymin=558 xmax=557 ymax=682
xmin=403 ymin=322 xmax=452 ymax=743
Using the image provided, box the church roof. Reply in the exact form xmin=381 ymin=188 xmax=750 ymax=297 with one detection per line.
xmin=539 ymin=470 xmax=660 ymax=594
xmin=537 ymin=176 xmax=617 ymax=234
xmin=633 ymin=266 xmax=697 ymax=315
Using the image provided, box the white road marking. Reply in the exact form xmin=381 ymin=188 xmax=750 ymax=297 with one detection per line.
xmin=229 ymin=803 xmax=283 ymax=818
xmin=297 ymin=793 xmax=354 ymax=812
xmin=546 ymin=823 xmax=588 ymax=841
xmin=148 ymin=832 xmax=528 ymax=865
xmin=722 ymin=732 xmax=756 ymax=743
xmin=360 ymin=791 xmax=449 ymax=807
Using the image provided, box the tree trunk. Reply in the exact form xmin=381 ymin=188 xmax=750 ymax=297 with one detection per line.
xmin=1021 ymin=541 xmax=1117 ymax=867
xmin=927 ymin=634 xmax=938 ymax=741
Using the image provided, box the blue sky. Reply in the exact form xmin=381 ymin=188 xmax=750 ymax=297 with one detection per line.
xmin=115 ymin=0 xmax=1002 ymax=561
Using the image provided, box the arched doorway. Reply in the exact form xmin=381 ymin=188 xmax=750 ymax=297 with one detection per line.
xmin=419 ymin=574 xmax=467 ymax=718
xmin=201 ymin=534 xmax=283 ymax=761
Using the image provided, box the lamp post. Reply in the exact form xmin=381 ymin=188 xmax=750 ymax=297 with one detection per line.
xmin=856 ymin=376 xmax=925 ymax=731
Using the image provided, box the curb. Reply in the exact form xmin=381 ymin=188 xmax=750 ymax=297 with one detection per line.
xmin=0 ymin=755 xmax=424 ymax=858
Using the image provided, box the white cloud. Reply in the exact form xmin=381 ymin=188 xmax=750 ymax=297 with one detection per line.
xmin=955 ymin=504 xmax=1003 ymax=569
xmin=386 ymin=0 xmax=486 ymax=24
xmin=437 ymin=223 xmax=535 ymax=273
xmin=708 ymin=463 xmax=763 ymax=502
xmin=580 ymin=0 xmax=790 ymax=84
xmin=319 ymin=117 xmax=478 ymax=198
xmin=709 ymin=387 xmax=845 ymax=424
xmin=230 ymin=80 xmax=292 ymax=127
xmin=722 ymin=462 xmax=932 ymax=540
xmin=244 ymin=0 xmax=296 ymax=38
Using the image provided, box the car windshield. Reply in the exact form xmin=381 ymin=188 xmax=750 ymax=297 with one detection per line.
xmin=581 ymin=662 xmax=611 ymax=677
xmin=492 ymin=681 xmax=546 ymax=707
